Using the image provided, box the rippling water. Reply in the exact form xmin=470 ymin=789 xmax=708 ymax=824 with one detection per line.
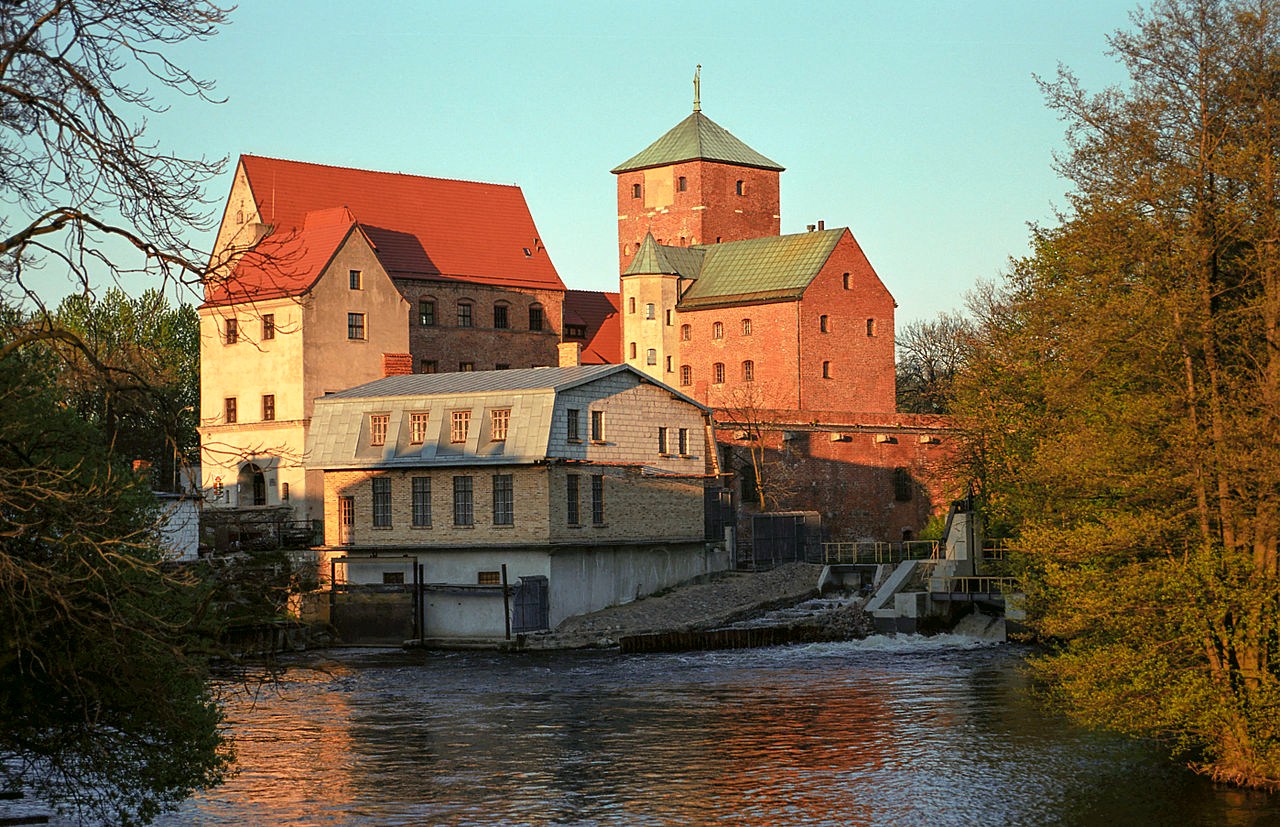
xmin=152 ymin=637 xmax=1278 ymax=826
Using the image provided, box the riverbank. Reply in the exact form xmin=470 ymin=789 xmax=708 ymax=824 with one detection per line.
xmin=524 ymin=562 xmax=873 ymax=650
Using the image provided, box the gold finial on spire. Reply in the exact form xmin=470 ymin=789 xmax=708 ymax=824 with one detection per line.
xmin=693 ymin=64 xmax=701 ymax=112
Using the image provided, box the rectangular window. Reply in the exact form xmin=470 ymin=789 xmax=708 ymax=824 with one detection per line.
xmin=495 ymin=363 xmax=510 ymax=370
xmin=591 ymin=410 xmax=604 ymax=442
xmin=224 ymin=317 xmax=238 ymax=344
xmin=678 ymin=428 xmax=689 ymax=455
xmin=478 ymin=570 xmax=501 ymax=585
xmin=666 ymin=356 xmax=673 ymax=372
xmin=492 ymin=474 xmax=514 ymax=526
xmin=412 ymin=476 xmax=432 ymax=527
xmin=410 ymin=412 xmax=429 ymax=444
xmin=451 ymin=410 xmax=471 ymax=443
xmin=372 ymin=478 xmax=391 ymax=528
xmin=566 ymin=474 xmax=580 ymax=525
xmin=565 ymin=324 xmax=586 ymax=339
xmin=529 ymin=305 xmax=544 ymax=332
xmin=645 ymin=303 xmax=655 ymax=320
xmin=591 ymin=474 xmax=605 ymax=525
xmin=262 ymin=394 xmax=275 ymax=421
xmin=459 ymin=361 xmax=475 ymax=372
xmin=646 ymin=348 xmax=657 ymax=365
xmin=458 ymin=303 xmax=473 ymax=327
xmin=453 ymin=476 xmax=474 ymax=526
xmin=567 ymin=408 xmax=581 ymax=442
xmin=490 ymin=409 xmax=510 ymax=441
xmin=370 ymin=413 xmax=389 ymax=446
xmin=421 ymin=359 xmax=438 ymax=374
xmin=347 ymin=312 xmax=366 ymax=340
xmin=658 ymin=427 xmax=668 ymax=454
xmin=262 ymin=314 xmax=275 ymax=340
xmin=666 ymin=309 xmax=673 ymax=326
xmin=494 ymin=304 xmax=509 ymax=329
xmin=224 ymin=397 xmax=237 ymax=424
xmin=419 ymin=300 xmax=436 ymax=326
xmin=349 ymin=269 xmax=362 ymax=290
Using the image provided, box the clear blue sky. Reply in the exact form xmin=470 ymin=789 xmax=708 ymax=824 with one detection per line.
xmin=137 ymin=1 xmax=1136 ymax=326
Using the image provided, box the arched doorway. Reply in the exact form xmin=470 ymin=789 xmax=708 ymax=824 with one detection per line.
xmin=238 ymin=462 xmax=267 ymax=506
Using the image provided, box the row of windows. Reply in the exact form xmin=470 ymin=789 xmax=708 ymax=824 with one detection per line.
xmin=419 ymin=360 xmax=512 ymax=374
xmin=629 ymin=178 xmax=746 ymax=198
xmin=676 ymin=360 xmax=832 ymax=387
xmin=564 ymin=408 xmax=606 ymax=442
xmin=366 ymin=473 xmax=605 ymax=529
xmin=418 ymin=299 xmax=545 ymax=332
xmin=367 ymin=408 xmax=511 ymax=447
xmin=223 ymin=314 xmax=275 ymax=345
xmin=223 ymin=394 xmax=275 ymax=424
xmin=656 ymin=426 xmax=691 ymax=456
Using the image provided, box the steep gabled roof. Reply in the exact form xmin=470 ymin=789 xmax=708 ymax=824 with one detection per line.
xmin=624 ymin=233 xmax=706 ymax=278
xmin=611 ymin=111 xmax=784 ymax=174
xmin=563 ymin=290 xmax=621 ymax=365
xmin=678 ymin=228 xmax=847 ymax=309
xmin=237 ymin=155 xmax=564 ymax=291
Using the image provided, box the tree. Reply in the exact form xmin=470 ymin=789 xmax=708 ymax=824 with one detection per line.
xmin=0 ymin=1 xmax=234 ymax=821
xmin=952 ymin=0 xmax=1280 ymax=789
xmin=895 ymin=311 xmax=972 ymax=414
xmin=712 ymin=381 xmax=801 ymax=511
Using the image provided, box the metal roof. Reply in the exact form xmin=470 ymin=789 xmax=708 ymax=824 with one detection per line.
xmin=674 ymin=229 xmax=846 ymax=308
xmin=611 ymin=111 xmax=784 ymax=174
xmin=327 ymin=364 xmax=628 ymax=400
xmin=623 ymin=233 xmax=706 ymax=278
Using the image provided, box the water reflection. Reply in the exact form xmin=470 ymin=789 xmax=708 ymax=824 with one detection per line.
xmin=156 ymin=637 xmax=1280 ymax=826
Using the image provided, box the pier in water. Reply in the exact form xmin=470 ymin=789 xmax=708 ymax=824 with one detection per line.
xmin=153 ymin=637 xmax=1278 ymax=826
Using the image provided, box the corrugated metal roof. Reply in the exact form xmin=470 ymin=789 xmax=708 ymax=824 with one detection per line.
xmin=677 ymin=229 xmax=845 ymax=307
xmin=611 ymin=111 xmax=784 ymax=174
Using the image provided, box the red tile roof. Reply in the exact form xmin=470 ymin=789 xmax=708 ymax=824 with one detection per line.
xmin=564 ymin=290 xmax=621 ymax=364
xmin=224 ymin=155 xmax=564 ymax=298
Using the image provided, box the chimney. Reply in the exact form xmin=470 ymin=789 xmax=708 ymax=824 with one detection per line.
xmin=806 ymin=224 xmax=816 ymax=232
xmin=558 ymin=342 xmax=582 ymax=367
xmin=818 ymin=220 xmax=825 ymax=231
xmin=382 ymin=353 xmax=413 ymax=376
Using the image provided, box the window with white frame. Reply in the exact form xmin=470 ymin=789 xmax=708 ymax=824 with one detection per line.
xmin=409 ymin=412 xmax=429 ymax=444
xmin=451 ymin=410 xmax=470 ymax=443
xmin=370 ymin=414 xmax=389 ymax=446
xmin=590 ymin=410 xmax=604 ymax=442
xmin=712 ymin=321 xmax=723 ymax=340
xmin=490 ymin=409 xmax=510 ymax=441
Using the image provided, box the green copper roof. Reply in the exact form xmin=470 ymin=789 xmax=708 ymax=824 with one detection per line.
xmin=624 ymin=233 xmax=706 ymax=277
xmin=611 ymin=111 xmax=784 ymax=174
xmin=678 ymin=229 xmax=845 ymax=308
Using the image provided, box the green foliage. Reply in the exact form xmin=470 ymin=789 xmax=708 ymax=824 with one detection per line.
xmin=953 ymin=0 xmax=1280 ymax=789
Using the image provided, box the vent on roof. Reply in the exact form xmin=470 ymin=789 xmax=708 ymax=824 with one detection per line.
xmin=522 ymin=247 xmax=532 ymax=257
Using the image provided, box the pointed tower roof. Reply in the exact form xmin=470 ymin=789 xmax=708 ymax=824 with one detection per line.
xmin=611 ymin=111 xmax=784 ymax=174
xmin=623 ymin=233 xmax=706 ymax=277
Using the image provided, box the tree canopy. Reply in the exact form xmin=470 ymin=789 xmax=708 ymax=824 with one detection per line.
xmin=953 ymin=0 xmax=1280 ymax=789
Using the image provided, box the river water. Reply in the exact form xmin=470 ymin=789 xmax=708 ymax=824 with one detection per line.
xmin=154 ymin=636 xmax=1279 ymax=826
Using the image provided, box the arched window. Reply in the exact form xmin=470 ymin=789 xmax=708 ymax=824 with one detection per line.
xmin=628 ymin=297 xmax=636 ymax=313
xmin=680 ymin=324 xmax=691 ymax=341
xmin=866 ymin=318 xmax=876 ymax=337
xmin=843 ymin=272 xmax=851 ymax=290
xmin=735 ymin=180 xmax=745 ymax=196
xmin=822 ymin=361 xmax=832 ymax=379
xmin=742 ymin=360 xmax=754 ymax=382
xmin=820 ymin=315 xmax=829 ymax=333
xmin=741 ymin=318 xmax=752 ymax=336
xmin=680 ymin=365 xmax=692 ymax=386
xmin=528 ymin=303 xmax=544 ymax=331
xmin=712 ymin=321 xmax=723 ymax=340
xmin=418 ymin=298 xmax=436 ymax=326
xmin=493 ymin=302 xmax=510 ymax=329
xmin=678 ymin=176 xmax=687 ymax=192
xmin=645 ymin=302 xmax=655 ymax=320
xmin=629 ymin=342 xmax=637 ymax=359
xmin=239 ymin=462 xmax=267 ymax=507
xmin=713 ymin=362 xmax=725 ymax=384
xmin=632 ymin=183 xmax=642 ymax=198
xmin=646 ymin=348 xmax=657 ymax=365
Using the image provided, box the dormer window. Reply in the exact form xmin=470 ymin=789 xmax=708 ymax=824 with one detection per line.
xmin=370 ymin=414 xmax=389 ymax=447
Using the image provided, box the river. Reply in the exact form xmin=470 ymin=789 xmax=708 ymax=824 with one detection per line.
xmin=152 ymin=636 xmax=1278 ymax=826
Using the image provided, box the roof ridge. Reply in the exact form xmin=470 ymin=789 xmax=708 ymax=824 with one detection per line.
xmin=241 ymin=154 xmax=521 ymax=191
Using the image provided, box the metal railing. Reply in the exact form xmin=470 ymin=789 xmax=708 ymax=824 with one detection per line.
xmin=822 ymin=540 xmax=940 ymax=565
xmin=937 ymin=576 xmax=1017 ymax=595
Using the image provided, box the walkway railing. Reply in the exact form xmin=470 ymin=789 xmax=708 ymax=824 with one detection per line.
xmin=822 ymin=540 xmax=940 ymax=565
xmin=936 ymin=576 xmax=1018 ymax=595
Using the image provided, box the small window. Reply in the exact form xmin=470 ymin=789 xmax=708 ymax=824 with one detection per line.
xmin=735 ymin=180 xmax=745 ymax=196
xmin=490 ymin=409 xmax=510 ymax=441
xmin=628 ymin=297 xmax=636 ymax=314
xmin=591 ymin=474 xmax=605 ymax=525
xmin=410 ymin=412 xmax=429 ymax=444
xmin=678 ymin=428 xmax=689 ymax=456
xmin=224 ymin=317 xmax=238 ymax=345
xmin=712 ymin=321 xmax=723 ymax=340
xmin=713 ymin=363 xmax=725 ymax=384
xmin=262 ymin=394 xmax=275 ymax=421
xmin=529 ymin=304 xmax=544 ymax=332
xmin=566 ymin=474 xmax=580 ymax=526
xmin=893 ymin=468 xmax=914 ymax=502
xmin=646 ymin=348 xmax=657 ymax=365
xmin=820 ymin=315 xmax=829 ymax=333
xmin=460 ymin=362 xmax=475 ymax=371
xmin=666 ymin=355 xmax=673 ymax=372
xmin=457 ymin=302 xmax=473 ymax=328
xmin=823 ymin=361 xmax=832 ymax=379
xmin=680 ymin=324 xmax=691 ymax=342
xmin=349 ymin=270 xmax=362 ymax=290
xmin=566 ymin=408 xmax=581 ymax=442
xmin=420 ymin=359 xmax=438 ymax=374
xmin=591 ymin=410 xmax=605 ymax=442
xmin=281 ymin=482 xmax=289 ymax=501
xmin=347 ymin=312 xmax=366 ymax=340
xmin=478 ymin=570 xmax=501 ymax=586
xmin=494 ymin=304 xmax=509 ymax=329
xmin=645 ymin=303 xmax=655 ymax=320
xmin=372 ymin=477 xmax=391 ymax=527
xmin=419 ymin=300 xmax=436 ymax=326
xmin=370 ymin=414 xmax=389 ymax=447
xmin=741 ymin=318 xmax=752 ymax=336
xmin=866 ymin=318 xmax=876 ymax=337
xmin=566 ymin=324 xmax=587 ymax=339
xmin=412 ymin=476 xmax=432 ymax=526
xmin=262 ymin=314 xmax=275 ymax=340
xmin=631 ymin=183 xmax=641 ymax=198
xmin=629 ymin=342 xmax=637 ymax=359
xmin=658 ymin=426 xmax=668 ymax=454
xmin=678 ymin=175 xmax=687 ymax=192
xmin=492 ymin=474 xmax=514 ymax=526
xmin=382 ymin=571 xmax=404 ymax=585
xmin=453 ymin=476 xmax=474 ymax=526
xmin=666 ymin=309 xmax=673 ymax=326
xmin=495 ymin=363 xmax=509 ymax=370
xmin=742 ymin=360 xmax=754 ymax=382
xmin=224 ymin=397 xmax=237 ymax=424
xmin=843 ymin=272 xmax=851 ymax=290
xmin=451 ymin=410 xmax=471 ymax=443
xmin=680 ymin=365 xmax=692 ymax=386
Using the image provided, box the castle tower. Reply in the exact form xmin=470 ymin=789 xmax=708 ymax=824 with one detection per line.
xmin=611 ymin=72 xmax=784 ymax=273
